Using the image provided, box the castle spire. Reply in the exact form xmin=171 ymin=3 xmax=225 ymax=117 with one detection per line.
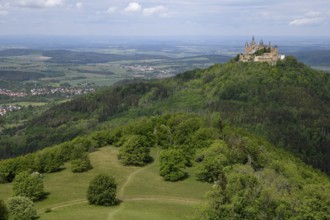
xmin=251 ymin=36 xmax=255 ymax=45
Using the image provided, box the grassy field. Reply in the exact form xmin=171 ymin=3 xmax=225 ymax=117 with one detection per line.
xmin=8 ymin=102 xmax=47 ymax=106
xmin=0 ymin=146 xmax=211 ymax=220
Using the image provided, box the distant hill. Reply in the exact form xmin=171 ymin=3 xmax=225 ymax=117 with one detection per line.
xmin=1 ymin=57 xmax=329 ymax=175
xmin=291 ymin=50 xmax=330 ymax=67
xmin=42 ymin=50 xmax=170 ymax=64
xmin=0 ymin=48 xmax=170 ymax=64
xmin=0 ymin=49 xmax=40 ymax=56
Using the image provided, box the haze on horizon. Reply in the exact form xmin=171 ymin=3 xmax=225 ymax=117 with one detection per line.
xmin=0 ymin=0 xmax=329 ymax=37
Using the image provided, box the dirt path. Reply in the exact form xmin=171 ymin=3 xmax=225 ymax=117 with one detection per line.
xmin=108 ymin=147 xmax=161 ymax=220
xmin=120 ymin=196 xmax=202 ymax=205
xmin=43 ymin=147 xmax=161 ymax=213
xmin=118 ymin=147 xmax=160 ymax=197
xmin=51 ymin=199 xmax=88 ymax=210
xmin=41 ymin=147 xmax=202 ymax=219
xmin=107 ymin=195 xmax=201 ymax=220
xmin=45 ymin=195 xmax=201 ymax=213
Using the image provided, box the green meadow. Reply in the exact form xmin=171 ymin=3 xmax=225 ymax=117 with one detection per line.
xmin=0 ymin=146 xmax=211 ymax=220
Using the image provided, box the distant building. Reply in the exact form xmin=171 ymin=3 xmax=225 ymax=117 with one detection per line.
xmin=239 ymin=36 xmax=285 ymax=65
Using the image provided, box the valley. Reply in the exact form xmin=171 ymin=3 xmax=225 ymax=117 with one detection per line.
xmin=0 ymin=37 xmax=330 ymax=220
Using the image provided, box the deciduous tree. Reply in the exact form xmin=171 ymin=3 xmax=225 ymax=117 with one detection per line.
xmin=13 ymin=171 xmax=44 ymax=201
xmin=7 ymin=196 xmax=37 ymax=220
xmin=159 ymin=149 xmax=187 ymax=181
xmin=87 ymin=174 xmax=117 ymax=206
xmin=118 ymin=135 xmax=151 ymax=166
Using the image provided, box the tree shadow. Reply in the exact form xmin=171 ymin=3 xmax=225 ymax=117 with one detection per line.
xmin=114 ymin=199 xmax=123 ymax=206
xmin=178 ymin=172 xmax=190 ymax=182
xmin=38 ymin=192 xmax=50 ymax=202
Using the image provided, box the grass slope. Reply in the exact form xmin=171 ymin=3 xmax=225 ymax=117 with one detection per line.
xmin=0 ymin=146 xmax=210 ymax=220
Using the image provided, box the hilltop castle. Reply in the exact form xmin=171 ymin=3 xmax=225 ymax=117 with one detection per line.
xmin=239 ymin=36 xmax=285 ymax=65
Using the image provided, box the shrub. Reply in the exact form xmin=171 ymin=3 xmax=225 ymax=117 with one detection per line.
xmin=7 ymin=196 xmax=37 ymax=220
xmin=87 ymin=174 xmax=117 ymax=206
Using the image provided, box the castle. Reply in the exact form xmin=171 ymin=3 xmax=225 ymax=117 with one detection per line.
xmin=239 ymin=36 xmax=285 ymax=65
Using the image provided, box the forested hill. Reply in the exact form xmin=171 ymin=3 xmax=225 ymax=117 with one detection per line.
xmin=1 ymin=56 xmax=329 ymax=174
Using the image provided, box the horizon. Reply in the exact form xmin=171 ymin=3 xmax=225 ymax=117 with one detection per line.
xmin=1 ymin=35 xmax=330 ymax=45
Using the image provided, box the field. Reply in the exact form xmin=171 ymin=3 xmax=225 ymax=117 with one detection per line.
xmin=0 ymin=146 xmax=211 ymax=220
xmin=0 ymin=48 xmax=232 ymax=90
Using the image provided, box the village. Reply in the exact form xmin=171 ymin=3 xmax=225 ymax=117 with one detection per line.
xmin=0 ymin=105 xmax=21 ymax=116
xmin=0 ymin=87 xmax=95 ymax=97
xmin=0 ymin=89 xmax=27 ymax=97
xmin=125 ymin=64 xmax=173 ymax=76
xmin=30 ymin=87 xmax=95 ymax=96
xmin=0 ymin=87 xmax=95 ymax=116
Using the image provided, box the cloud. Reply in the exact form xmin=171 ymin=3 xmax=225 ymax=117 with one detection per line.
xmin=76 ymin=2 xmax=82 ymax=9
xmin=106 ymin=7 xmax=117 ymax=15
xmin=17 ymin=0 xmax=64 ymax=9
xmin=289 ymin=11 xmax=324 ymax=26
xmin=0 ymin=10 xmax=8 ymax=16
xmin=289 ymin=17 xmax=324 ymax=26
xmin=305 ymin=11 xmax=322 ymax=17
xmin=124 ymin=2 xmax=141 ymax=13
xmin=143 ymin=5 xmax=168 ymax=16
xmin=0 ymin=3 xmax=8 ymax=15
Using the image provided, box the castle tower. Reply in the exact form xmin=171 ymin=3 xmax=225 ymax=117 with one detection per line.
xmin=244 ymin=41 xmax=249 ymax=54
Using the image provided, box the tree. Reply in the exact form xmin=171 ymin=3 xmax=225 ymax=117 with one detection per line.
xmin=159 ymin=149 xmax=187 ymax=181
xmin=13 ymin=171 xmax=44 ymax=201
xmin=87 ymin=174 xmax=117 ymax=206
xmin=155 ymin=124 xmax=173 ymax=148
xmin=0 ymin=199 xmax=8 ymax=220
xmin=7 ymin=196 xmax=37 ymax=220
xmin=195 ymin=141 xmax=229 ymax=183
xmin=118 ymin=135 xmax=152 ymax=166
xmin=173 ymin=117 xmax=204 ymax=145
xmin=195 ymin=156 xmax=225 ymax=183
xmin=71 ymin=154 xmax=92 ymax=173
xmin=70 ymin=145 xmax=87 ymax=160
xmin=34 ymin=150 xmax=63 ymax=173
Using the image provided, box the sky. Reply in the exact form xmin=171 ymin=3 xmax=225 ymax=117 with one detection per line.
xmin=0 ymin=0 xmax=329 ymax=37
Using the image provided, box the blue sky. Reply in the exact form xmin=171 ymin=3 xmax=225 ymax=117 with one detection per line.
xmin=0 ymin=0 xmax=329 ymax=36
